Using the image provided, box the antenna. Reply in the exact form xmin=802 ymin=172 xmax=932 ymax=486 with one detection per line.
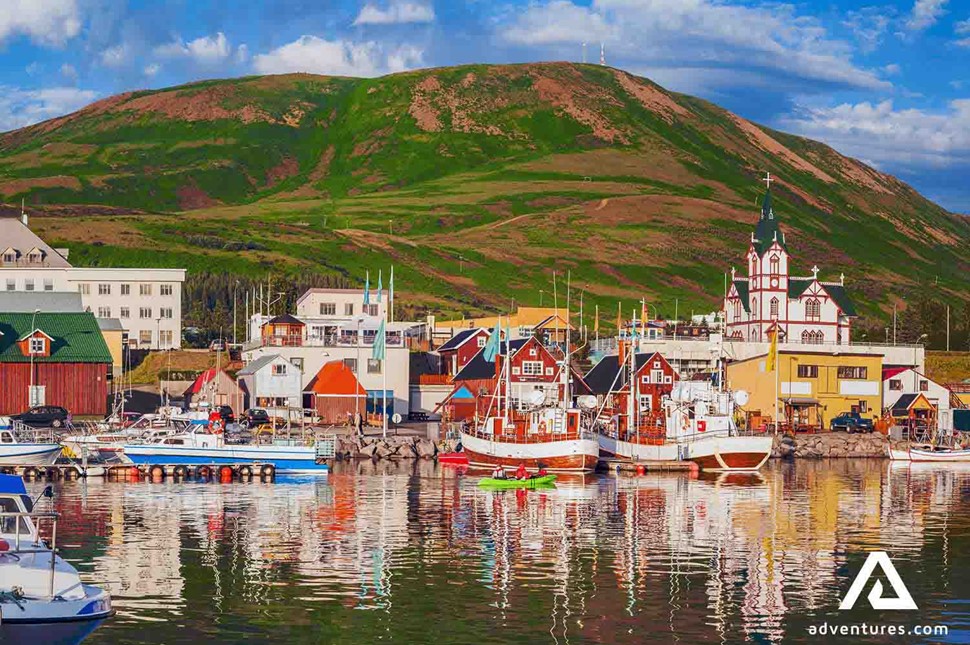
xmin=599 ymin=42 xmax=606 ymax=66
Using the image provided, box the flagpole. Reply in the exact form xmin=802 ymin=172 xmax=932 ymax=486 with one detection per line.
xmin=382 ymin=307 xmax=388 ymax=439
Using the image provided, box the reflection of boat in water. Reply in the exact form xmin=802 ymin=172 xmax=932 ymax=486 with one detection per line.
xmin=0 ymin=475 xmax=112 ymax=644
xmin=889 ymin=416 xmax=970 ymax=462
xmin=0 ymin=421 xmax=62 ymax=466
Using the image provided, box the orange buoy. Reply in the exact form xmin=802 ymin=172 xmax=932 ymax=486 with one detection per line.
xmin=219 ymin=466 xmax=234 ymax=483
xmin=635 ymin=464 xmax=645 ymax=476
xmin=128 ymin=466 xmax=142 ymax=482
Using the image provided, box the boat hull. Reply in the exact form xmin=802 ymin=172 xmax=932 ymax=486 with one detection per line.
xmin=121 ymin=445 xmax=328 ymax=473
xmin=0 ymin=444 xmax=62 ymax=466
xmin=891 ymin=446 xmax=970 ymax=462
xmin=599 ymin=434 xmax=772 ymax=472
xmin=459 ymin=432 xmax=599 ymax=473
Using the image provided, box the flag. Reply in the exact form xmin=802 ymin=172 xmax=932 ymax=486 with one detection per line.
xmin=766 ymin=328 xmax=778 ymax=371
xmin=372 ymin=318 xmax=386 ymax=361
xmin=482 ymin=319 xmax=501 ymax=362
xmin=594 ymin=305 xmax=599 ymax=335
xmin=377 ymin=269 xmax=383 ymax=303
xmin=363 ymin=271 xmax=370 ymax=306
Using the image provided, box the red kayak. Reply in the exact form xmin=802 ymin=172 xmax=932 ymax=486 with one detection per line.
xmin=438 ymin=452 xmax=469 ymax=466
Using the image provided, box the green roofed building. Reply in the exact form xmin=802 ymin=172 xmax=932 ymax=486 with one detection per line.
xmin=0 ymin=311 xmax=112 ymax=416
xmin=724 ymin=174 xmax=857 ymax=345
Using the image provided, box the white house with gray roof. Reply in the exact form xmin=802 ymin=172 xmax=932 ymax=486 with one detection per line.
xmin=237 ymin=354 xmax=303 ymax=413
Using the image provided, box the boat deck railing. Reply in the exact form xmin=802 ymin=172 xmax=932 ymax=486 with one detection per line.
xmin=0 ymin=510 xmax=59 ymax=599
xmin=462 ymin=427 xmax=597 ymax=444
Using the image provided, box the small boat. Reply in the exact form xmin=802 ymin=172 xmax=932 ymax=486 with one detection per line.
xmin=121 ymin=430 xmax=330 ymax=473
xmin=0 ymin=475 xmax=113 ymax=643
xmin=438 ymin=452 xmax=469 ymax=466
xmin=889 ymin=444 xmax=970 ymax=462
xmin=478 ymin=474 xmax=557 ymax=489
xmin=0 ymin=420 xmax=62 ymax=466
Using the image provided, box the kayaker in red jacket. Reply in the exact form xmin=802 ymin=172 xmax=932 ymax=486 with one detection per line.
xmin=537 ymin=466 xmax=548 ymax=477
xmin=515 ymin=464 xmax=528 ymax=480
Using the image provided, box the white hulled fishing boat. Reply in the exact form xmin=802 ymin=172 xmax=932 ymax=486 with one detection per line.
xmin=0 ymin=419 xmax=62 ymax=466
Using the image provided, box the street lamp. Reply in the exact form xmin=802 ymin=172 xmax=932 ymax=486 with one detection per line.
xmin=156 ymin=317 xmax=162 ymax=351
xmin=28 ymin=308 xmax=39 ymax=408
xmin=233 ymin=280 xmax=240 ymax=347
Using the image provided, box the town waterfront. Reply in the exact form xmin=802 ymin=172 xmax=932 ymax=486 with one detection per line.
xmin=25 ymin=460 xmax=970 ymax=644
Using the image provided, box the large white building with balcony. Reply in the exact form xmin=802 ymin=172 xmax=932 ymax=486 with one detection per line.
xmin=243 ymin=288 xmax=421 ymax=416
xmin=0 ymin=215 xmax=186 ymax=349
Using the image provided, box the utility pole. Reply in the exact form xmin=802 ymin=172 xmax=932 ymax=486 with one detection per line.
xmin=893 ymin=303 xmax=897 ymax=346
xmin=947 ymin=305 xmax=951 ymax=352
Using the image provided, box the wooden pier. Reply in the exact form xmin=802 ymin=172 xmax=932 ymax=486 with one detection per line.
xmin=0 ymin=462 xmax=278 ymax=482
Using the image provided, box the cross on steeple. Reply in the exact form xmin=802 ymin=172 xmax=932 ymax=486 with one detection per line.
xmin=763 ymin=171 xmax=773 ymax=191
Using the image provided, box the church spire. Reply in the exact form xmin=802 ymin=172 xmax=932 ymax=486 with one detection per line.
xmin=752 ymin=171 xmax=786 ymax=255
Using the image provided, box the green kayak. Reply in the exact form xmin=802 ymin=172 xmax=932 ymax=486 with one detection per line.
xmin=478 ymin=475 xmax=557 ymax=489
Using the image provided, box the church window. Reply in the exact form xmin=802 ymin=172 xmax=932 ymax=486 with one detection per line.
xmin=733 ymin=300 xmax=741 ymax=322
xmin=752 ymin=298 xmax=758 ymax=316
xmin=806 ymin=298 xmax=821 ymax=321
xmin=770 ymin=255 xmax=780 ymax=275
xmin=770 ymin=298 xmax=779 ymax=318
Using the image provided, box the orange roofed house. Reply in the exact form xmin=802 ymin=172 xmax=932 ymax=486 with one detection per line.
xmin=305 ymin=360 xmax=367 ymax=424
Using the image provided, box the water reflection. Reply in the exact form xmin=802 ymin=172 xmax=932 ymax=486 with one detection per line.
xmin=25 ymin=459 xmax=970 ymax=643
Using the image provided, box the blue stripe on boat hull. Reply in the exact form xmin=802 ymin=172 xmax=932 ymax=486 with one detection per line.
xmin=124 ymin=453 xmax=328 ymax=472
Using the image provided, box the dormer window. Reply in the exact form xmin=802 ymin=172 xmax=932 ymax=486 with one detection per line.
xmin=26 ymin=247 xmax=46 ymax=264
xmin=1 ymin=248 xmax=16 ymax=264
xmin=29 ymin=337 xmax=46 ymax=354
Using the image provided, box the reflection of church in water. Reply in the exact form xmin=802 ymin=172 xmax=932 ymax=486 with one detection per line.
xmin=725 ymin=173 xmax=857 ymax=345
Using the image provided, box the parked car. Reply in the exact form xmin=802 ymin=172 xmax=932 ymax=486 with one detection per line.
xmin=830 ymin=412 xmax=874 ymax=433
xmin=216 ymin=405 xmax=236 ymax=424
xmin=241 ymin=408 xmax=271 ymax=428
xmin=11 ymin=406 xmax=71 ymax=428
xmin=209 ymin=339 xmax=227 ymax=352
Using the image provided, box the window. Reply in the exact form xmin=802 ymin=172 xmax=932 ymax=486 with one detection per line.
xmin=24 ymin=279 xmax=34 ymax=291
xmin=5 ymin=279 xmax=13 ymax=291
xmin=98 ymin=283 xmax=111 ymax=295
xmin=888 ymin=379 xmax=902 ymax=391
xmin=797 ymin=365 xmax=818 ymax=378
xmin=770 ymin=297 xmax=779 ymax=318
xmin=140 ymin=284 xmax=152 ymax=296
xmin=919 ymin=380 xmax=929 ymax=392
xmin=367 ymin=359 xmax=382 ymax=374
xmin=364 ymin=304 xmax=378 ymax=316
xmin=272 ymin=363 xmax=287 ymax=376
xmin=160 ymin=308 xmax=173 ymax=319
xmin=97 ymin=307 xmax=111 ymax=318
xmin=43 ymin=279 xmax=53 ymax=291
xmin=343 ymin=358 xmax=357 ymax=373
xmin=121 ymin=284 xmax=130 ymax=296
xmin=160 ymin=284 xmax=173 ymax=296
xmin=120 ymin=307 xmax=130 ymax=319
xmin=139 ymin=330 xmax=152 ymax=345
xmin=521 ymin=361 xmax=544 ymax=376
xmin=29 ymin=337 xmax=45 ymax=354
xmin=139 ymin=307 xmax=152 ymax=319
xmin=838 ymin=366 xmax=868 ymax=380
xmin=545 ymin=367 xmax=554 ymax=376
xmin=159 ymin=330 xmax=173 ymax=346
xmin=806 ymin=298 xmax=821 ymax=320
xmin=319 ymin=302 xmax=336 ymax=316
xmin=477 ymin=336 xmax=487 ymax=348
xmin=801 ymin=330 xmax=823 ymax=345
xmin=733 ymin=300 xmax=741 ymax=322
xmin=651 ymin=369 xmax=664 ymax=382
xmin=770 ymin=255 xmax=780 ymax=275
xmin=639 ymin=395 xmax=652 ymax=411
xmin=79 ymin=283 xmax=90 ymax=295
xmin=858 ymin=400 xmax=869 ymax=413
xmin=344 ymin=303 xmax=354 ymax=315
xmin=291 ymin=357 xmax=303 ymax=371
xmin=1 ymin=252 xmax=13 ymax=263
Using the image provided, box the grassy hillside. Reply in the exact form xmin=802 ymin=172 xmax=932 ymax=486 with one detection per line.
xmin=1 ymin=62 xmax=967 ymax=324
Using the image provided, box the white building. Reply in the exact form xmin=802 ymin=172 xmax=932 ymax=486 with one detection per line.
xmin=883 ymin=367 xmax=951 ymax=414
xmin=243 ymin=288 xmax=419 ymax=416
xmin=236 ymin=354 xmax=303 ymax=413
xmin=724 ymin=179 xmax=856 ymax=345
xmin=0 ymin=215 xmax=186 ymax=349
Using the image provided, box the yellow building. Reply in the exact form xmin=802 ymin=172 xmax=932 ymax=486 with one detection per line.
xmin=727 ymin=349 xmax=883 ymax=431
xmin=97 ymin=318 xmax=126 ymax=374
xmin=435 ymin=307 xmax=574 ymax=342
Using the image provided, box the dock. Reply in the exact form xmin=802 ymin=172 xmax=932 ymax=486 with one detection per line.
xmin=0 ymin=462 xmax=278 ymax=482
xmin=599 ymin=458 xmax=700 ymax=474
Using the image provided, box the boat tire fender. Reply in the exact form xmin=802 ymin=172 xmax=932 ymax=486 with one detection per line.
xmin=238 ymin=465 xmax=254 ymax=479
xmin=149 ymin=465 xmax=166 ymax=481
xmin=22 ymin=466 xmax=38 ymax=480
xmin=260 ymin=464 xmax=276 ymax=480
xmin=196 ymin=465 xmax=213 ymax=481
xmin=172 ymin=465 xmax=189 ymax=479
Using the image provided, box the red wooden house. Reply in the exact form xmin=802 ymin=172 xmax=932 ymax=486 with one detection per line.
xmin=436 ymin=328 xmax=489 ymax=377
xmin=261 ymin=314 xmax=305 ymax=347
xmin=584 ymin=349 xmax=679 ymax=416
xmin=304 ymin=360 xmax=367 ymax=424
xmin=0 ymin=312 xmax=112 ymax=416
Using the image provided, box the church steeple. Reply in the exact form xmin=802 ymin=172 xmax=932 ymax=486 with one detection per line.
xmin=752 ymin=172 xmax=786 ymax=256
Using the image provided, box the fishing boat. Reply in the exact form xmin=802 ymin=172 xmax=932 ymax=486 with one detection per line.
xmin=121 ymin=430 xmax=331 ymax=473
xmin=0 ymin=475 xmax=112 ymax=642
xmin=594 ymin=340 xmax=772 ymax=472
xmin=889 ymin=413 xmax=970 ymax=462
xmin=61 ymin=414 xmax=180 ymax=463
xmin=0 ymin=419 xmax=62 ymax=466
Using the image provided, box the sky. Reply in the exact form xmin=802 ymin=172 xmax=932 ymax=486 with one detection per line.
xmin=1 ymin=0 xmax=969 ymax=212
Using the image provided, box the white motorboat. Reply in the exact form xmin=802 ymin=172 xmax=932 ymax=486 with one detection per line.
xmin=0 ymin=475 xmax=112 ymax=643
xmin=0 ymin=420 xmax=62 ymax=466
xmin=889 ymin=444 xmax=970 ymax=462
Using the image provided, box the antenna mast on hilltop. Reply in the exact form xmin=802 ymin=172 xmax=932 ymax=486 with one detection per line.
xmin=599 ymin=42 xmax=606 ymax=66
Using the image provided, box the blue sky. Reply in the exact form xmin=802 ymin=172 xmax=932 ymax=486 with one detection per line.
xmin=2 ymin=0 xmax=969 ymax=211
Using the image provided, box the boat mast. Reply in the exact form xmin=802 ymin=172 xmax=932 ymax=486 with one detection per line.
xmin=564 ymin=271 xmax=571 ymax=408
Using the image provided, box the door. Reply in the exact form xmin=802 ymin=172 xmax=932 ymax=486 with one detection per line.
xmin=29 ymin=385 xmax=46 ymax=408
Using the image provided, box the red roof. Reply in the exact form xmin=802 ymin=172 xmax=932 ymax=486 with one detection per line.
xmin=187 ymin=368 xmax=219 ymax=394
xmin=305 ymin=360 xmax=367 ymax=396
xmin=882 ymin=366 xmax=910 ymax=381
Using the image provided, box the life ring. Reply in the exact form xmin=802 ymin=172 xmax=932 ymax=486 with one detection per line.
xmin=697 ymin=420 xmax=707 ymax=433
xmin=259 ymin=464 xmax=276 ymax=480
xmin=210 ymin=419 xmax=224 ymax=434
xmin=538 ymin=421 xmax=547 ymax=433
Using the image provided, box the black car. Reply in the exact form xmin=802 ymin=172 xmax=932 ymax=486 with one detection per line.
xmin=241 ymin=408 xmax=271 ymax=428
xmin=830 ymin=412 xmax=875 ymax=433
xmin=217 ymin=405 xmax=236 ymax=424
xmin=12 ymin=406 xmax=71 ymax=428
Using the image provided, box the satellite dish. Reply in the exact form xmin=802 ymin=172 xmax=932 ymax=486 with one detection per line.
xmin=391 ymin=413 xmax=402 ymax=424
xmin=577 ymin=395 xmax=598 ymax=410
xmin=733 ymin=390 xmax=750 ymax=407
xmin=524 ymin=390 xmax=547 ymax=407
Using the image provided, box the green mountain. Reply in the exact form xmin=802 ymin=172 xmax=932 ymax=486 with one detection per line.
xmin=1 ymin=62 xmax=966 ymax=328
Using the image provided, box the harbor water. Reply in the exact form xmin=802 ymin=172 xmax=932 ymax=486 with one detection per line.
xmin=23 ymin=460 xmax=970 ymax=643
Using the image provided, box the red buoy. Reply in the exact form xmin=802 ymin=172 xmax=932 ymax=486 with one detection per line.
xmin=0 ymin=539 xmax=10 ymax=552
xmin=635 ymin=464 xmax=646 ymax=476
xmin=219 ymin=466 xmax=234 ymax=483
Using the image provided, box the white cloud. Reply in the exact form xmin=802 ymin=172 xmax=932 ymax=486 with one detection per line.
xmin=154 ymin=32 xmax=239 ymax=66
xmin=99 ymin=43 xmax=129 ymax=68
xmin=957 ymin=18 xmax=970 ymax=34
xmin=883 ymin=63 xmax=901 ymax=75
xmin=843 ymin=7 xmax=893 ymax=53
xmin=353 ymin=2 xmax=435 ymax=26
xmin=25 ymin=62 xmax=43 ymax=76
xmin=0 ymin=86 xmax=97 ymax=132
xmin=903 ymin=0 xmax=947 ymax=32
xmin=782 ymin=98 xmax=970 ymax=168
xmin=60 ymin=63 xmax=77 ymax=81
xmin=144 ymin=63 xmax=161 ymax=77
xmin=499 ymin=0 xmax=890 ymax=94
xmin=252 ymin=36 xmax=423 ymax=77
xmin=0 ymin=0 xmax=81 ymax=47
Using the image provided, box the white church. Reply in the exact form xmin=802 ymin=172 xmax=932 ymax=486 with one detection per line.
xmin=724 ymin=174 xmax=857 ymax=345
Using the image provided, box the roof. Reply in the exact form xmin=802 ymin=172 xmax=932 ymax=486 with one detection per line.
xmin=732 ymin=279 xmax=750 ymax=313
xmin=97 ymin=318 xmax=125 ymax=332
xmin=883 ymin=366 xmax=910 ymax=381
xmin=0 ymin=474 xmax=27 ymax=495
xmin=453 ymin=339 xmax=529 ymax=381
xmin=437 ymin=307 xmax=574 ymax=331
xmin=822 ymin=283 xmax=857 ymax=317
xmin=0 ymin=218 xmax=71 ymax=268
xmin=534 ymin=314 xmax=576 ymax=331
xmin=185 ymin=368 xmax=241 ymax=395
xmin=266 ymin=313 xmax=304 ymax=326
xmin=891 ymin=393 xmax=935 ymax=413
xmin=451 ymin=385 xmax=475 ymax=400
xmin=238 ymin=354 xmax=285 ymax=376
xmin=438 ymin=328 xmax=487 ymax=352
xmin=0 ymin=312 xmax=112 ymax=363
xmin=0 ymin=291 xmax=83 ymax=313
xmin=584 ymin=352 xmax=669 ymax=394
xmin=752 ymin=189 xmax=787 ymax=256
xmin=305 ymin=360 xmax=367 ymax=396
xmin=788 ymin=277 xmax=814 ymax=299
